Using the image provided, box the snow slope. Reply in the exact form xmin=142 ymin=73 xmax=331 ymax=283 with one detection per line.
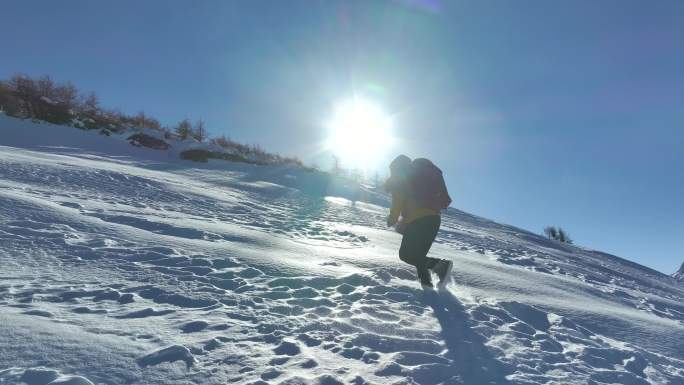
xmin=1 ymin=115 xmax=683 ymax=385
xmin=674 ymin=264 xmax=684 ymax=282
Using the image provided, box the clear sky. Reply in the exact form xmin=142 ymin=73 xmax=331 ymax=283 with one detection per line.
xmin=2 ymin=0 xmax=682 ymax=274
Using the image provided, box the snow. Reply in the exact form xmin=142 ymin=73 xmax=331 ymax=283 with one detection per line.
xmin=1 ymin=114 xmax=683 ymax=384
xmin=673 ymin=263 xmax=684 ymax=281
xmin=0 ymin=367 xmax=95 ymax=385
xmin=39 ymin=96 xmax=56 ymax=105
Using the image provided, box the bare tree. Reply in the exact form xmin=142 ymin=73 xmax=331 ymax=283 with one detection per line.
xmin=544 ymin=226 xmax=558 ymax=240
xmin=82 ymin=92 xmax=99 ymax=112
xmin=135 ymin=111 xmax=147 ymax=129
xmin=544 ymin=226 xmax=573 ymax=244
xmin=192 ymin=118 xmax=207 ymax=142
xmin=332 ymin=155 xmax=341 ymax=175
xmin=36 ymin=75 xmax=55 ymax=98
xmin=175 ymin=118 xmax=192 ymax=139
xmin=7 ymin=74 xmax=37 ymax=117
xmin=53 ymin=82 xmax=77 ymax=109
xmin=557 ymin=228 xmax=573 ymax=244
xmin=0 ymin=81 xmax=20 ymax=116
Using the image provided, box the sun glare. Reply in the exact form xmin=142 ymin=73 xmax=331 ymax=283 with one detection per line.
xmin=326 ymin=98 xmax=394 ymax=171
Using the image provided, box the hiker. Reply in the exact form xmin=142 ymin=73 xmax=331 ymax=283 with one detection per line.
xmin=385 ymin=155 xmax=453 ymax=288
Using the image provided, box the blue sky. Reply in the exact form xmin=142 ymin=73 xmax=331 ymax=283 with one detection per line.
xmin=2 ymin=0 xmax=682 ymax=273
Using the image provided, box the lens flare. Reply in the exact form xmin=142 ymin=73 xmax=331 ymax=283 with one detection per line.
xmin=325 ymin=98 xmax=395 ymax=171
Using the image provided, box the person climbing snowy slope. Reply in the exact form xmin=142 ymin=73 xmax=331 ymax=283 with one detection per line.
xmin=385 ymin=154 xmax=454 ymax=288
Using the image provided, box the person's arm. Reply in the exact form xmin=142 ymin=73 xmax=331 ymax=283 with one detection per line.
xmin=387 ymin=190 xmax=405 ymax=227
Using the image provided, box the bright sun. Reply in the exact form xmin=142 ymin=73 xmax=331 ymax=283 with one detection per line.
xmin=325 ymin=98 xmax=394 ymax=171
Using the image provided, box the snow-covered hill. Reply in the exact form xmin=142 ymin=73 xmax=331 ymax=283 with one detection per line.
xmin=1 ymin=115 xmax=683 ymax=385
xmin=674 ymin=264 xmax=684 ymax=282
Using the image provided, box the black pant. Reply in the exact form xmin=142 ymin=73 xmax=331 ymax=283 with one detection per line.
xmin=399 ymin=215 xmax=442 ymax=285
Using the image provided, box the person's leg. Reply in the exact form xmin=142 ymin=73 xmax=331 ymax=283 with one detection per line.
xmin=417 ymin=216 xmax=452 ymax=286
xmin=399 ymin=221 xmax=433 ymax=285
xmin=417 ymin=215 xmax=441 ymax=259
xmin=401 ymin=216 xmax=442 ymax=286
xmin=415 ymin=260 xmax=433 ymax=286
xmin=398 ymin=225 xmax=418 ymax=266
xmin=425 ymin=257 xmax=441 ymax=269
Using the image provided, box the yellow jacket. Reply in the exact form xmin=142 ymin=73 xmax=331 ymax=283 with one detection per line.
xmin=387 ymin=179 xmax=439 ymax=226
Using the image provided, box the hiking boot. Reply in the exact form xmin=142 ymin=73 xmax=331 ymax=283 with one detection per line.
xmin=421 ymin=282 xmax=434 ymax=291
xmin=417 ymin=268 xmax=433 ymax=288
xmin=432 ymin=259 xmax=453 ymax=288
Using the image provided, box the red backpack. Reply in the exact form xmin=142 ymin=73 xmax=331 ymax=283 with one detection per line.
xmin=409 ymin=158 xmax=452 ymax=211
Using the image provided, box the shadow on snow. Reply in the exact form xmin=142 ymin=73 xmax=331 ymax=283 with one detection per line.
xmin=424 ymin=288 xmax=512 ymax=385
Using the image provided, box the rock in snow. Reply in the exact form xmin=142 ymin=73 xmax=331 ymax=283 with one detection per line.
xmin=137 ymin=345 xmax=197 ymax=368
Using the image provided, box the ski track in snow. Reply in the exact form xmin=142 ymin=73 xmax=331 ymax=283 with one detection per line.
xmin=1 ymin=118 xmax=683 ymax=385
